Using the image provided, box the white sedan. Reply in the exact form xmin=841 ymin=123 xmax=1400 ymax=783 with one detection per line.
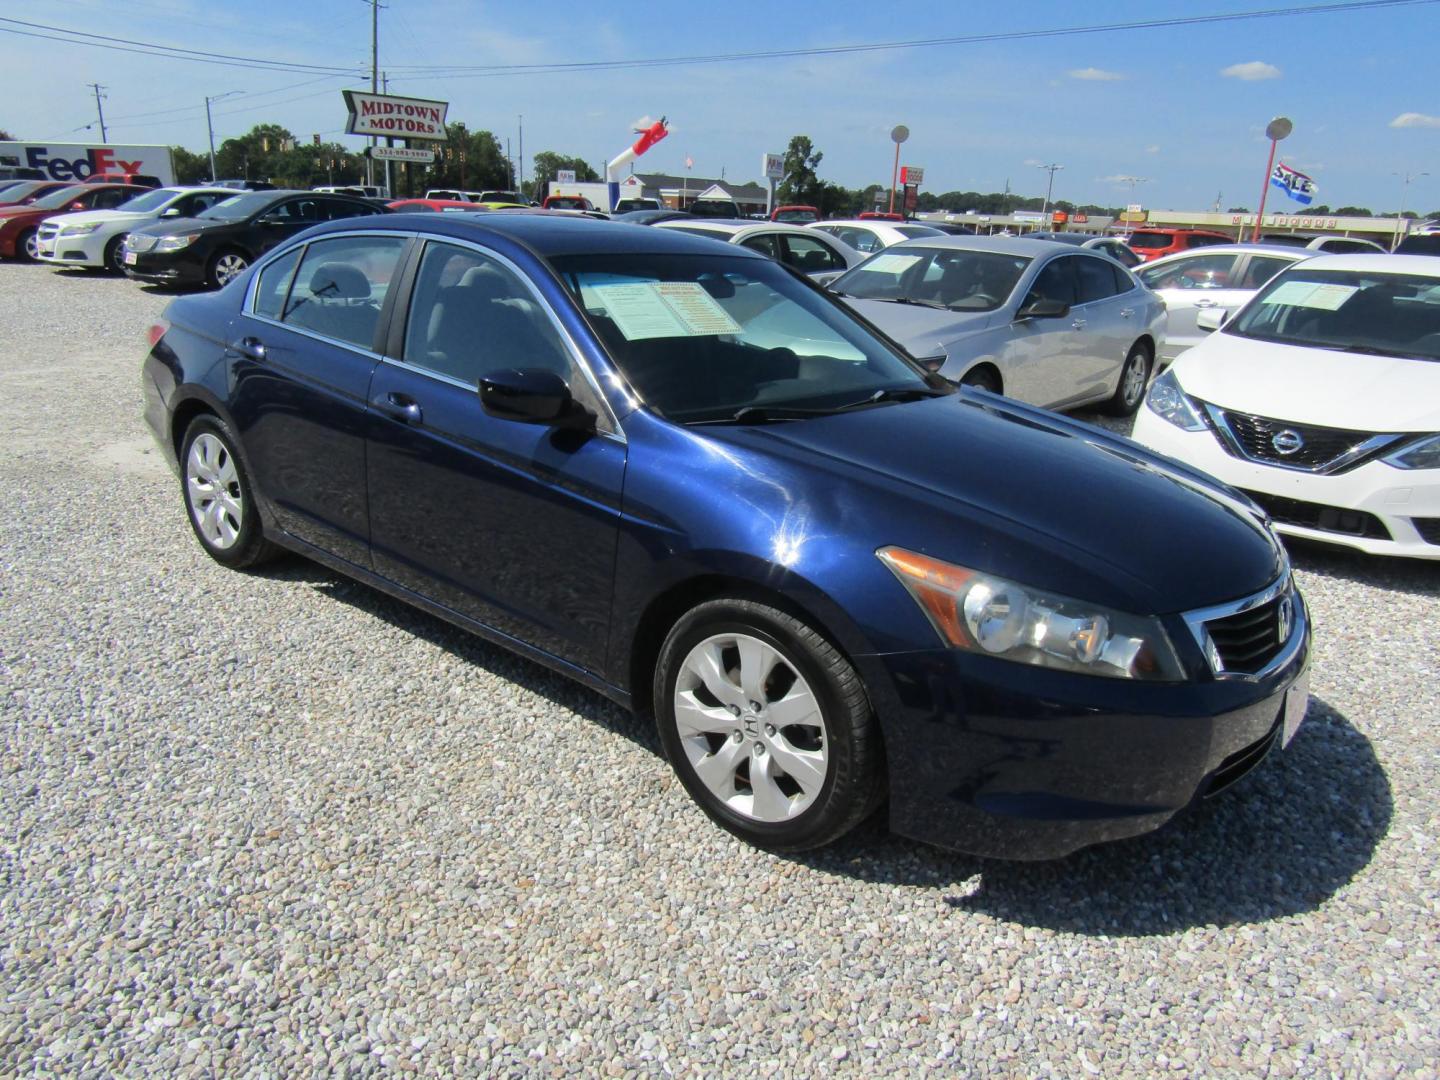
xmin=36 ymin=186 xmax=235 ymax=272
xmin=1133 ymin=254 xmax=1440 ymax=559
xmin=1136 ymin=244 xmax=1311 ymax=368
xmin=807 ymin=218 xmax=944 ymax=254
xmin=654 ymin=219 xmax=863 ymax=285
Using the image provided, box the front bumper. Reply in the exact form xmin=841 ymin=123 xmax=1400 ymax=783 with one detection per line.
xmin=1133 ymin=407 xmax=1440 ymax=560
xmin=860 ymin=592 xmax=1309 ymax=860
xmin=36 ymin=229 xmax=106 ymax=267
xmin=120 ymin=245 xmax=207 ymax=286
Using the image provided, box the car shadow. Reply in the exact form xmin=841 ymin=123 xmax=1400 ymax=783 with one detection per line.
xmin=1288 ymin=538 xmax=1440 ymax=597
xmin=254 ymin=558 xmax=1389 ymax=935
xmin=798 ymin=693 xmax=1390 ymax=935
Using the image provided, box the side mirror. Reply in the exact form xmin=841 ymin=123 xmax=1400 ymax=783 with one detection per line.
xmin=1196 ymin=307 xmax=1228 ymax=332
xmin=160 ymin=207 xmax=181 ymax=218
xmin=479 ymin=368 xmax=588 ymax=427
xmin=1016 ymin=298 xmax=1070 ymax=320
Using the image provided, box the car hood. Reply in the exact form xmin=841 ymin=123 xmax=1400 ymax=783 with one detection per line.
xmin=842 ymin=298 xmax=995 ymax=357
xmin=0 ymin=205 xmax=51 ymax=221
xmin=130 ymin=215 xmax=227 ymax=238
xmin=49 ymin=208 xmax=153 ymax=227
xmin=1175 ymin=331 xmax=1440 ymax=430
xmin=702 ymin=393 xmax=1285 ymax=616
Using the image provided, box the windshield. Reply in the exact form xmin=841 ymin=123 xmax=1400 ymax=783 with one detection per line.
xmin=1228 ymin=267 xmax=1440 ymax=361
xmin=895 ymin=225 xmax=942 ymax=239
xmin=116 ymin=188 xmax=183 ymax=213
xmin=32 ymin=185 xmax=91 ymax=210
xmin=199 ymin=193 xmax=273 ymax=221
xmin=774 ymin=209 xmax=818 ymax=223
xmin=831 ymin=246 xmax=1031 ymax=312
xmin=1126 ymin=232 xmax=1172 ymax=250
xmin=0 ymin=181 xmax=52 ymax=203
xmin=550 ymin=252 xmax=943 ymax=423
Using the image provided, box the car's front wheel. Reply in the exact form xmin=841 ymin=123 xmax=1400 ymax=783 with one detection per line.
xmin=1105 ymin=340 xmax=1152 ymax=416
xmin=180 ymin=415 xmax=279 ymax=569
xmin=18 ymin=228 xmax=39 ymax=262
xmin=207 ymin=249 xmax=250 ymax=290
xmin=654 ymin=598 xmax=883 ymax=851
xmin=104 ymin=235 xmax=127 ymax=274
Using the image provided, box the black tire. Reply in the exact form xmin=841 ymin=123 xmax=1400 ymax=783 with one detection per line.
xmin=960 ymin=366 xmax=1002 ymax=395
xmin=1104 ymin=340 xmax=1153 ymax=417
xmin=178 ymin=415 xmax=280 ymax=569
xmin=104 ymin=235 xmax=127 ymax=274
xmin=17 ymin=228 xmax=39 ymax=263
xmin=206 ymin=249 xmax=250 ymax=290
xmin=653 ymin=597 xmax=884 ymax=851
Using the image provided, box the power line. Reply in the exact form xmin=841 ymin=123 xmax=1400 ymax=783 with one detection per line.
xmin=101 ymin=75 xmax=350 ymax=125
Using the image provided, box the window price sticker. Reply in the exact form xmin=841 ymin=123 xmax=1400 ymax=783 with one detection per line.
xmin=1262 ymin=281 xmax=1359 ymax=310
xmin=589 ymin=282 xmax=741 ymax=340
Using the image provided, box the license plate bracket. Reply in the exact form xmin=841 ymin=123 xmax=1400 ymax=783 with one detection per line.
xmin=1281 ymin=667 xmax=1309 ymax=747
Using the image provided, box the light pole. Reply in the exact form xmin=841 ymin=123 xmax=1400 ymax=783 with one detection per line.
xmin=1115 ymin=175 xmax=1151 ymax=235
xmin=1393 ymin=170 xmax=1429 ymax=249
xmin=205 ymin=91 xmax=242 ymax=182
xmin=1035 ymin=162 xmax=1064 ymax=218
xmin=888 ymin=125 xmax=909 ymax=216
xmin=1252 ymin=116 xmax=1292 ymax=242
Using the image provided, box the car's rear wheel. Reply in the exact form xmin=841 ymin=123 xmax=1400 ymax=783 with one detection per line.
xmin=104 ymin=235 xmax=127 ymax=274
xmin=18 ymin=228 xmax=39 ymax=262
xmin=960 ymin=366 xmax=1002 ymax=395
xmin=180 ymin=415 xmax=279 ymax=569
xmin=654 ymin=598 xmax=883 ymax=851
xmin=207 ymin=249 xmax=250 ymax=290
xmin=1105 ymin=340 xmax=1152 ymax=416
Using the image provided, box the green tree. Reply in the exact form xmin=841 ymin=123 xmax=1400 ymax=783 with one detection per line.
xmin=171 ymin=146 xmax=210 ymax=184
xmin=1332 ymin=206 xmax=1371 ymax=216
xmin=421 ymin=123 xmax=513 ymax=193
xmin=530 ymin=151 xmax=598 ymax=196
xmin=0 ymin=129 xmax=15 ymax=142
xmin=777 ymin=135 xmax=823 ymax=204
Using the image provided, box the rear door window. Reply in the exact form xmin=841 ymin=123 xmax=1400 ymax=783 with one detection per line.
xmin=280 ymin=235 xmax=407 ymax=350
xmin=1075 ymin=256 xmax=1119 ymax=304
xmin=252 ymin=247 xmax=302 ymax=320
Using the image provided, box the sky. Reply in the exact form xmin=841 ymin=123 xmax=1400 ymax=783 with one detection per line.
xmin=1 ymin=0 xmax=1438 ymax=214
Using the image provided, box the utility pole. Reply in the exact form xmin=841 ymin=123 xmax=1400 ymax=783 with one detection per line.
xmin=87 ymin=84 xmax=108 ymax=143
xmin=366 ymin=0 xmax=384 ymax=188
xmin=1034 ymin=162 xmax=1064 ymax=218
xmin=381 ymin=71 xmax=393 ymax=196
xmin=204 ymin=91 xmax=241 ymax=182
xmin=518 ymin=114 xmax=524 ymax=199
xmin=1114 ymin=175 xmax=1151 ymax=235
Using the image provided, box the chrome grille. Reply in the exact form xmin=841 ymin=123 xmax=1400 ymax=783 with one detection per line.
xmin=38 ymin=223 xmax=60 ymax=240
xmin=124 ymin=233 xmax=158 ymax=253
xmin=1213 ymin=407 xmax=1378 ymax=470
xmin=1184 ymin=575 xmax=1303 ymax=680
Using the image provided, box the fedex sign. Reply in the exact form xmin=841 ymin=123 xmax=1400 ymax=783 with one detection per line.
xmin=0 ymin=142 xmax=175 ymax=185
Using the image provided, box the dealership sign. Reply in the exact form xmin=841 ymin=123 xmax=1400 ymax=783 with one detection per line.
xmin=343 ymin=91 xmax=449 ymax=140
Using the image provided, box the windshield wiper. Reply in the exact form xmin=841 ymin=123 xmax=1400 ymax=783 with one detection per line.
xmin=1335 ymin=343 xmax=1419 ymax=359
xmin=691 ymin=387 xmax=945 ymax=426
xmin=835 ymin=387 xmax=949 ymax=409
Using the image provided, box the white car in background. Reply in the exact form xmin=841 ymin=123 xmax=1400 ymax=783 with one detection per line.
xmin=1133 ymin=254 xmax=1440 ymax=559
xmin=655 ymin=219 xmax=863 ymax=285
xmin=807 ymin=219 xmax=944 ymax=254
xmin=1136 ymin=244 xmax=1312 ymax=367
xmin=36 ymin=186 xmax=235 ymax=273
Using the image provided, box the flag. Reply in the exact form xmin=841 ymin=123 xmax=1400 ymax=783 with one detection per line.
xmin=1270 ymin=161 xmax=1317 ymax=206
xmin=685 ymin=155 xmax=693 ymax=170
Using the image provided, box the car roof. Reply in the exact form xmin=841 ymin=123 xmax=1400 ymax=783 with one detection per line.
xmin=1139 ymin=243 xmax=1313 ymax=265
xmin=889 ymin=234 xmax=1097 ymax=257
xmin=655 ymin=220 xmax=817 ymax=238
xmin=317 ymin=211 xmax=773 ymax=259
xmin=1292 ymin=253 xmax=1440 ymax=276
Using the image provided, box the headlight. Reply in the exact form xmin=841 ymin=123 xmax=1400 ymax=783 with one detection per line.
xmin=154 ymin=233 xmax=200 ymax=252
xmin=1383 ymin=434 xmax=1440 ymax=471
xmin=878 ymin=547 xmax=1185 ymax=681
xmin=59 ymin=223 xmax=101 ymax=236
xmin=1145 ymin=368 xmax=1206 ymax=431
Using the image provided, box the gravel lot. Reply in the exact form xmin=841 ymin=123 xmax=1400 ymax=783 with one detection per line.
xmin=2 ymin=261 xmax=1438 ymax=1077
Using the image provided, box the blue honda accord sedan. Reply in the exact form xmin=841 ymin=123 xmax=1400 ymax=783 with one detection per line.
xmin=141 ymin=213 xmax=1310 ymax=859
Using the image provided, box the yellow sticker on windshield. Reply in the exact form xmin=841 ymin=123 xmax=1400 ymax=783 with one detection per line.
xmin=863 ymin=253 xmax=924 ymax=275
xmin=1262 ymin=281 xmax=1359 ymax=311
xmin=589 ymin=282 xmax=742 ymax=340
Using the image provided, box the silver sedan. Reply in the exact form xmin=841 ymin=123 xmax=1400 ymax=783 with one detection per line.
xmin=830 ymin=236 xmax=1167 ymax=415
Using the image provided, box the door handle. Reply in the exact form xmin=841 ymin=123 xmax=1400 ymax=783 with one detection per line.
xmin=228 ymin=336 xmax=266 ymax=361
xmin=1194 ymin=299 xmax=1219 ymax=308
xmin=1119 ymin=308 xmax=1134 ymax=318
xmin=373 ymin=391 xmax=422 ymax=425
xmin=1070 ymin=319 xmax=1087 ymax=330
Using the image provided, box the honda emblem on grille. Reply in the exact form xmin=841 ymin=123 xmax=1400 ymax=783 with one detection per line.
xmin=1271 ymin=429 xmax=1305 ymax=456
xmin=1277 ymin=596 xmax=1293 ymax=643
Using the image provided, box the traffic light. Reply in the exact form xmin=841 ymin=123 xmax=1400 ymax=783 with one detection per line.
xmin=313 ymin=133 xmax=320 ymax=146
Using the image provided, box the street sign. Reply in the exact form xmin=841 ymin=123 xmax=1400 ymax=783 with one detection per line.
xmin=762 ymin=153 xmax=784 ymax=180
xmin=343 ymin=90 xmax=449 ymax=141
xmin=556 ymin=169 xmax=577 ymax=184
xmin=369 ymin=145 xmax=435 ymax=164
xmin=1127 ymin=203 xmax=1143 ymax=213
xmin=900 ymin=165 xmax=924 ymax=185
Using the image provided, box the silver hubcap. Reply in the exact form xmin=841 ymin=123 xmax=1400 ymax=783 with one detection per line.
xmin=23 ymin=233 xmax=38 ymax=259
xmin=214 ymin=254 xmax=247 ymax=285
xmin=1122 ymin=350 xmax=1148 ymax=404
xmin=673 ymin=632 xmax=828 ymax=822
xmin=185 ymin=434 xmax=244 ymax=549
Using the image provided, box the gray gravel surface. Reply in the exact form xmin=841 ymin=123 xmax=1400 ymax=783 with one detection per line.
xmin=2 ymin=262 xmax=1438 ymax=1077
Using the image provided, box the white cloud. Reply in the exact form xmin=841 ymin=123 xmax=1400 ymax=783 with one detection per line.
xmin=1145 ymin=145 xmax=1161 ymax=154
xmin=1068 ymin=67 xmax=1125 ymax=81
xmin=1390 ymin=112 xmax=1440 ymax=128
xmin=1221 ymin=61 xmax=1281 ymax=81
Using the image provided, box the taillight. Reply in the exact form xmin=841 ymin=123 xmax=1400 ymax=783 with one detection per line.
xmin=147 ymin=319 xmax=169 ymax=349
